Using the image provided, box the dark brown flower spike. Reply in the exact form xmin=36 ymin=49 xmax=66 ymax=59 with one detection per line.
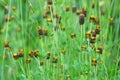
xmin=79 ymin=13 xmax=85 ymax=25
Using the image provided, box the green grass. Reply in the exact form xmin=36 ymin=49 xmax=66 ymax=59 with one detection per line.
xmin=0 ymin=0 xmax=120 ymax=80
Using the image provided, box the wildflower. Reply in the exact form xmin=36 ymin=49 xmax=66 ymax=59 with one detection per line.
xmin=45 ymin=6 xmax=50 ymax=15
xmin=29 ymin=50 xmax=36 ymax=57
xmin=26 ymin=58 xmax=31 ymax=64
xmin=17 ymin=27 xmax=21 ymax=32
xmin=42 ymin=13 xmax=47 ymax=18
xmin=43 ymin=29 xmax=48 ymax=36
xmin=47 ymin=0 xmax=52 ymax=5
xmin=81 ymin=45 xmax=87 ymax=51
xmin=109 ymin=18 xmax=114 ymax=26
xmin=92 ymin=58 xmax=97 ymax=66
xmin=12 ymin=6 xmax=16 ymax=11
xmin=89 ymin=15 xmax=95 ymax=22
xmin=61 ymin=26 xmax=65 ymax=31
xmin=82 ymin=7 xmax=87 ymax=16
xmin=79 ymin=13 xmax=85 ymax=25
xmin=66 ymin=6 xmax=70 ymax=11
xmin=90 ymin=37 xmax=96 ymax=43
xmin=52 ymin=57 xmax=58 ymax=63
xmin=34 ymin=50 xmax=39 ymax=57
xmin=61 ymin=50 xmax=65 ymax=55
xmin=95 ymin=25 xmax=100 ymax=34
xmin=40 ymin=60 xmax=44 ymax=66
xmin=72 ymin=5 xmax=76 ymax=12
xmin=86 ymin=31 xmax=91 ymax=38
xmin=9 ymin=15 xmax=15 ymax=21
xmin=91 ymin=30 xmax=96 ymax=37
xmin=76 ymin=10 xmax=81 ymax=15
xmin=96 ymin=46 xmax=103 ymax=54
xmin=84 ymin=71 xmax=89 ymax=75
xmin=38 ymin=26 xmax=43 ymax=35
xmin=47 ymin=18 xmax=52 ymax=22
xmin=4 ymin=41 xmax=10 ymax=48
xmin=94 ymin=18 xmax=100 ymax=25
xmin=46 ymin=52 xmax=50 ymax=59
xmin=71 ymin=33 xmax=76 ymax=38
xmin=101 ymin=9 xmax=105 ymax=15
xmin=92 ymin=2 xmax=95 ymax=8
xmin=18 ymin=49 xmax=24 ymax=57
xmin=13 ymin=53 xmax=19 ymax=59
xmin=4 ymin=5 xmax=8 ymax=14
xmin=66 ymin=75 xmax=70 ymax=79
